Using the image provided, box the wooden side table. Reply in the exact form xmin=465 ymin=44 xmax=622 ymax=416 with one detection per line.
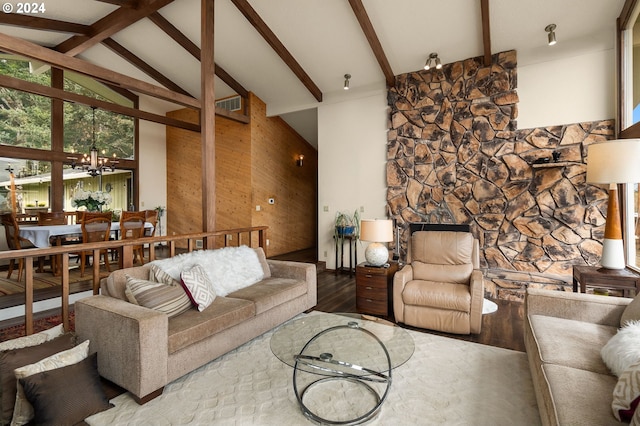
xmin=573 ymin=265 xmax=640 ymax=298
xmin=356 ymin=262 xmax=399 ymax=317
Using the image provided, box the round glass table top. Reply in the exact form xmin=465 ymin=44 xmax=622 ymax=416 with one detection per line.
xmin=270 ymin=312 xmax=415 ymax=372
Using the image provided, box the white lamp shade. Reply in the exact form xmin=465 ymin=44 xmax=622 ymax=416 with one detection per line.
xmin=360 ymin=219 xmax=393 ymax=242
xmin=587 ymin=139 xmax=640 ymax=184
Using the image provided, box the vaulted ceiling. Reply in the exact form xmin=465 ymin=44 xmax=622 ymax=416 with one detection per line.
xmin=0 ymin=0 xmax=626 ymax=147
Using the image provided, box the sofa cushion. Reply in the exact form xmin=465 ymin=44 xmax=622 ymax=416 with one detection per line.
xmin=401 ymin=280 xmax=471 ymax=312
xmin=621 ymin=293 xmax=640 ymax=327
xmin=543 ymin=363 xmax=621 ymax=425
xmin=167 ymin=297 xmax=255 ymax=354
xmin=529 ymin=314 xmax=616 ymax=374
xmin=227 ymin=277 xmax=307 ymax=315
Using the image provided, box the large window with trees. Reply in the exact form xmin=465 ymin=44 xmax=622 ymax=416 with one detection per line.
xmin=0 ymin=55 xmax=138 ymax=214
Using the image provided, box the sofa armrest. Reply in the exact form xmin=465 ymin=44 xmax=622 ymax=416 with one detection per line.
xmin=266 ymin=260 xmax=317 ymax=308
xmin=75 ymin=295 xmax=168 ymax=400
xmin=525 ymin=288 xmax=631 ymax=327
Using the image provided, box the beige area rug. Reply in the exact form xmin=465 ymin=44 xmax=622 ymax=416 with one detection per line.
xmin=86 ymin=312 xmax=541 ymax=425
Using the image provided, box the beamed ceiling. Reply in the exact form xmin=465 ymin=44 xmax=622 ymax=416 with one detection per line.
xmin=0 ymin=0 xmax=627 ymax=147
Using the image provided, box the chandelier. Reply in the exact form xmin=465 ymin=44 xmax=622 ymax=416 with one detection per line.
xmin=70 ymin=106 xmax=118 ymax=177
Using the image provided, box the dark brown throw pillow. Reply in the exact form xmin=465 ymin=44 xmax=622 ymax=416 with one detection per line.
xmin=19 ymin=353 xmax=112 ymax=426
xmin=0 ymin=333 xmax=75 ymax=424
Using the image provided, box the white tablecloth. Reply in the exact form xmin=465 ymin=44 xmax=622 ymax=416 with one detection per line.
xmin=19 ymin=222 xmax=153 ymax=248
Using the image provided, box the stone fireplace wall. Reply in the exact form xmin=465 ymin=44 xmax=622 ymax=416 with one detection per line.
xmin=386 ymin=50 xmax=613 ymax=301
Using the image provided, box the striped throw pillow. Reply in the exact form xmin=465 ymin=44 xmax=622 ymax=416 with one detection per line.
xmin=125 ymin=276 xmax=192 ymax=318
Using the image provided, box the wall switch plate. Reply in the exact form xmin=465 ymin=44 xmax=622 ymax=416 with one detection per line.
xmin=323 ymin=206 xmax=329 ymax=212
xmin=256 ymin=205 xmax=261 ymax=211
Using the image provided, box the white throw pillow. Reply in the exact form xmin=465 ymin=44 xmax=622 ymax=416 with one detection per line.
xmin=11 ymin=340 xmax=90 ymax=425
xmin=0 ymin=324 xmax=64 ymax=352
xmin=180 ymin=264 xmax=216 ymax=312
xmin=602 ymin=320 xmax=640 ymax=376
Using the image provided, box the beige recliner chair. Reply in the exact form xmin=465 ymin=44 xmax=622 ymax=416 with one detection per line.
xmin=393 ymin=230 xmax=484 ymax=334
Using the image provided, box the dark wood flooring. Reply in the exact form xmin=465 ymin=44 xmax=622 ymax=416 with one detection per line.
xmin=273 ymin=248 xmax=526 ymax=352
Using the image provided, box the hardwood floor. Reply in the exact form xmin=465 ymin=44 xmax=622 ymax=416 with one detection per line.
xmin=272 ymin=248 xmax=526 ymax=352
xmin=312 ymin=269 xmax=525 ymax=352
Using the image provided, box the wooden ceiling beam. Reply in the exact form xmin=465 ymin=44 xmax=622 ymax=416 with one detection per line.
xmin=0 ymin=73 xmax=200 ymax=132
xmin=55 ymin=0 xmax=175 ymax=56
xmin=0 ymin=14 xmax=90 ymax=35
xmin=481 ymin=0 xmax=492 ymax=66
xmin=94 ymin=0 xmax=139 ymax=7
xmin=146 ymin=12 xmax=249 ymax=98
xmin=102 ymin=37 xmax=192 ymax=97
xmin=230 ymin=0 xmax=322 ymax=102
xmin=0 ymin=32 xmax=200 ymax=109
xmin=348 ymin=0 xmax=394 ymax=87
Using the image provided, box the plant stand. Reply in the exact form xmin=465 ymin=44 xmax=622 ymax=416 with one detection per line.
xmin=334 ymin=235 xmax=357 ymax=277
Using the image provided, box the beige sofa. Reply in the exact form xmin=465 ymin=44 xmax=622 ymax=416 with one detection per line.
xmin=524 ymin=287 xmax=632 ymax=425
xmin=75 ymin=248 xmax=316 ymax=403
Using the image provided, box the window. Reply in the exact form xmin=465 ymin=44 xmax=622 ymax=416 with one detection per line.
xmin=0 ymin=58 xmax=51 ymax=150
xmin=620 ymin=4 xmax=640 ymax=270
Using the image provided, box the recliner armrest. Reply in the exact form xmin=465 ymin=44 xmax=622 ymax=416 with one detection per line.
xmin=393 ymin=264 xmax=413 ymax=323
xmin=75 ymin=295 xmax=168 ymax=400
xmin=469 ymin=269 xmax=484 ymax=333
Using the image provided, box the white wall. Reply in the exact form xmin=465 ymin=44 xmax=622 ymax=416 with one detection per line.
xmin=137 ymin=97 xmax=168 ymax=236
xmin=318 ymin=90 xmax=389 ymax=269
xmin=518 ymin=49 xmax=616 ymax=129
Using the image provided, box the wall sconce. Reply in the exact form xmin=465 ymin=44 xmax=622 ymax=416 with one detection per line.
xmin=545 ymin=24 xmax=557 ymax=46
xmin=423 ymin=53 xmax=442 ymax=71
xmin=343 ymin=74 xmax=351 ymax=90
xmin=296 ymin=154 xmax=304 ymax=167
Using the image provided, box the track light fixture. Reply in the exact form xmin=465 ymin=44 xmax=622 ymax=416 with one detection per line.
xmin=423 ymin=53 xmax=442 ymax=71
xmin=545 ymin=24 xmax=557 ymax=46
xmin=343 ymin=74 xmax=351 ymax=90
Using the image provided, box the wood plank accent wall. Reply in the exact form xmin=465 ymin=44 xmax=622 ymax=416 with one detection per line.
xmin=166 ymin=93 xmax=317 ymax=256
xmin=249 ymin=94 xmax=317 ymax=256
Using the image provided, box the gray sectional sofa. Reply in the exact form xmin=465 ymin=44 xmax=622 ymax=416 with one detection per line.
xmin=524 ymin=287 xmax=632 ymax=425
xmin=75 ymin=247 xmax=316 ymax=403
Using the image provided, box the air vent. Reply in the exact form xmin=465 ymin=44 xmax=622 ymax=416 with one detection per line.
xmin=215 ymin=95 xmax=241 ymax=112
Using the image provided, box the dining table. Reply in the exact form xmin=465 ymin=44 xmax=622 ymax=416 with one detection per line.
xmin=19 ymin=222 xmax=154 ymax=248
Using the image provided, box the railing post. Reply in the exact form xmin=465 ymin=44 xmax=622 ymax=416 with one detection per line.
xmin=25 ymin=256 xmax=33 ymax=336
xmin=61 ymin=254 xmax=70 ymax=331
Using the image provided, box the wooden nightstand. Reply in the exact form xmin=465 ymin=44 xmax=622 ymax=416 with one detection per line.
xmin=356 ymin=262 xmax=399 ymax=318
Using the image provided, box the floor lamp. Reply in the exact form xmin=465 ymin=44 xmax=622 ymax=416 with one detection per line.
xmin=587 ymin=139 xmax=640 ymax=269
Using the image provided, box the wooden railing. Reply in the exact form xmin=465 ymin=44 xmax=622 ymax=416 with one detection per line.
xmin=0 ymin=226 xmax=268 ymax=335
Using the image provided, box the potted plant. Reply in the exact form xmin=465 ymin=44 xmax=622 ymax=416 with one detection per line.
xmin=334 ymin=209 xmax=360 ymax=240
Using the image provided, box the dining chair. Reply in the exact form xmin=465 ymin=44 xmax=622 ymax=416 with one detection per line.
xmin=0 ymin=213 xmax=37 ymax=282
xmin=75 ymin=212 xmax=112 ymax=277
xmin=37 ymin=211 xmax=67 ymax=274
xmin=143 ymin=210 xmax=158 ymax=237
xmin=120 ymin=211 xmax=146 ymax=265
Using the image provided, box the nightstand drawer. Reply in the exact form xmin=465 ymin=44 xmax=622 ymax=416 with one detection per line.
xmin=356 ymin=274 xmax=387 ymax=288
xmin=356 ymin=283 xmax=387 ymax=299
xmin=356 ymin=297 xmax=387 ymax=316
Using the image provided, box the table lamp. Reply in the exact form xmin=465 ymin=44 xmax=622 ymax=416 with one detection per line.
xmin=586 ymin=139 xmax=640 ymax=269
xmin=360 ymin=219 xmax=393 ymax=267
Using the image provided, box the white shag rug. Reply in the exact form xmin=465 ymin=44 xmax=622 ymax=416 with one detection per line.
xmin=86 ymin=312 xmax=540 ymax=425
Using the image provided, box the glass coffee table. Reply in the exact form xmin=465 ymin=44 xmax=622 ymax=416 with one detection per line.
xmin=270 ymin=313 xmax=415 ymax=425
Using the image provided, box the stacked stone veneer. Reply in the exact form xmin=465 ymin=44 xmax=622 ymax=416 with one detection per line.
xmin=386 ymin=50 xmax=613 ymax=301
